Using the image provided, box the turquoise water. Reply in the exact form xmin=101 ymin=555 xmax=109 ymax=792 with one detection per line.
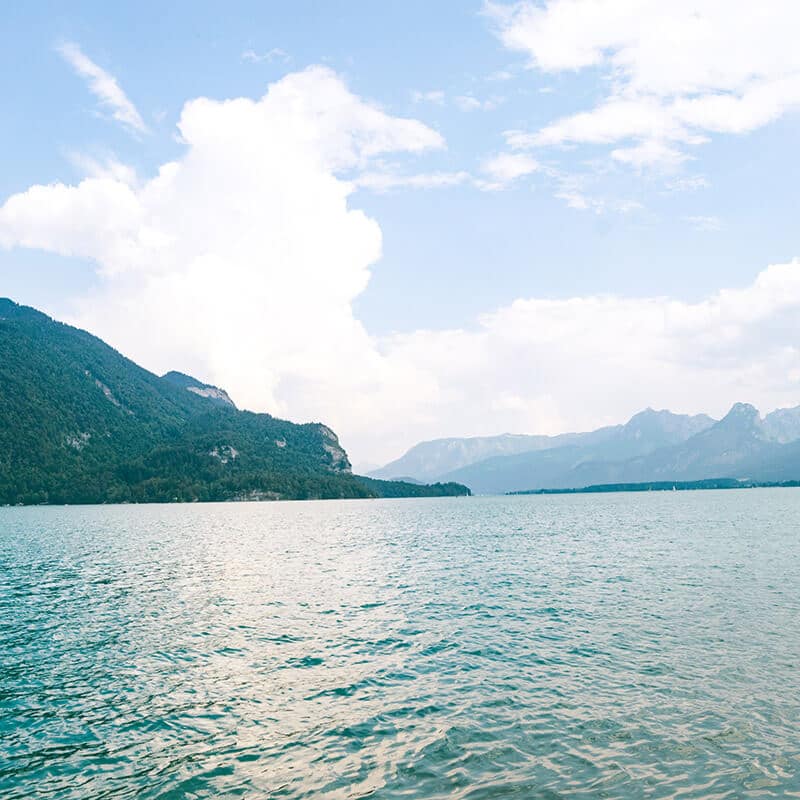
xmin=1 ymin=491 xmax=799 ymax=798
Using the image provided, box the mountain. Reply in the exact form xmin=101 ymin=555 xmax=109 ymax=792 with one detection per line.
xmin=0 ymin=299 xmax=468 ymax=504
xmin=741 ymin=437 xmax=800 ymax=482
xmin=381 ymin=409 xmax=711 ymax=492
xmin=564 ymin=403 xmax=775 ymax=488
xmin=371 ymin=428 xmax=621 ymax=481
xmin=440 ymin=403 xmax=800 ymax=494
xmin=763 ymin=405 xmax=800 ymax=443
xmin=610 ymin=407 xmax=717 ymax=454
xmin=161 ymin=371 xmax=236 ymax=408
xmin=373 ymin=408 xmax=714 ymax=483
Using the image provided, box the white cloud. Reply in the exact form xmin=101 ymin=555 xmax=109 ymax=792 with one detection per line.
xmin=0 ymin=66 xmax=443 ymax=459
xmin=553 ymin=183 xmax=641 ymax=214
xmin=502 ymin=128 xmax=538 ymax=150
xmin=611 ymin=140 xmax=689 ymax=170
xmin=487 ymin=1 xmax=800 ymax=167
xmin=354 ymin=170 xmax=470 ymax=192
xmin=456 ymin=95 xmax=483 ymax=112
xmin=411 ymin=91 xmax=503 ymax=111
xmin=480 ymin=151 xmax=540 ymax=188
xmin=369 ymin=260 xmax=800 ymax=460
xmin=57 ymin=41 xmax=148 ymax=135
xmin=66 ymin=151 xmax=138 ymax=186
xmin=2 ymin=65 xmax=800 ymax=464
xmin=411 ymin=89 xmax=446 ymax=105
xmin=241 ymin=48 xmax=290 ymax=64
xmin=455 ymin=94 xmax=504 ymax=112
xmin=483 ymin=146 xmax=641 ymax=211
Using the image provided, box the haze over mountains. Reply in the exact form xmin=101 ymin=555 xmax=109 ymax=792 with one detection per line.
xmin=373 ymin=405 xmax=800 ymax=494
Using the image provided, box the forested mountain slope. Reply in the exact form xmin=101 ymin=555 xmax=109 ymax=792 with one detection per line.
xmin=0 ymin=299 xmax=366 ymax=503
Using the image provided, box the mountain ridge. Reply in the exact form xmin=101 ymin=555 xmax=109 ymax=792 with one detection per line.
xmin=161 ymin=370 xmax=237 ymax=408
xmin=0 ymin=298 xmax=469 ymax=504
xmin=377 ymin=402 xmax=800 ymax=494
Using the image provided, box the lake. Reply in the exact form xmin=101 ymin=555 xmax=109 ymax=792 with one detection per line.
xmin=1 ymin=490 xmax=799 ymax=798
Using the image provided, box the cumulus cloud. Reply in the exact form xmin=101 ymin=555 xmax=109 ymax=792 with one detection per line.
xmin=0 ymin=66 xmax=443 ymax=458
xmin=57 ymin=41 xmax=148 ymax=134
xmin=2 ymin=66 xmax=800 ymax=464
xmin=487 ymin=1 xmax=800 ymax=167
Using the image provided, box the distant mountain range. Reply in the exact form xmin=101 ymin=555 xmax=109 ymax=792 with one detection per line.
xmin=372 ymin=404 xmax=800 ymax=494
xmin=0 ymin=299 xmax=468 ymax=504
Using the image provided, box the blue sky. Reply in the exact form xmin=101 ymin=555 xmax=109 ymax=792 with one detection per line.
xmin=2 ymin=1 xmax=800 ymax=465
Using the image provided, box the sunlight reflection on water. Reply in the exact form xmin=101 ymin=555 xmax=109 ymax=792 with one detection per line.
xmin=1 ymin=490 xmax=799 ymax=798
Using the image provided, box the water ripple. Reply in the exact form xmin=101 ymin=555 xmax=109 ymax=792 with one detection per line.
xmin=1 ymin=490 xmax=800 ymax=798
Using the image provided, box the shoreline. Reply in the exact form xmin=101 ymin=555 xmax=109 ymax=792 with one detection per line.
xmin=508 ymin=478 xmax=800 ymax=496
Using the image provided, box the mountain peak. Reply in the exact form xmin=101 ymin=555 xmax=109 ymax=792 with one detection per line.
xmin=161 ymin=371 xmax=236 ymax=409
xmin=627 ymin=407 xmax=667 ymax=423
xmin=721 ymin=402 xmax=760 ymax=423
xmin=622 ymin=408 xmax=716 ymax=442
xmin=698 ymin=403 xmax=766 ymax=445
xmin=0 ymin=298 xmax=47 ymax=323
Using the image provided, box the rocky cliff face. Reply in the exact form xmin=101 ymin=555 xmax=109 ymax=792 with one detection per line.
xmin=161 ymin=371 xmax=237 ymax=408
xmin=318 ymin=425 xmax=352 ymax=473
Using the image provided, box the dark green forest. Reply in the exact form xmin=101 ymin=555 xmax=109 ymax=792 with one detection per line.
xmin=0 ymin=299 xmax=469 ymax=505
xmin=509 ymin=478 xmax=800 ymax=495
xmin=355 ymin=476 xmax=470 ymax=498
